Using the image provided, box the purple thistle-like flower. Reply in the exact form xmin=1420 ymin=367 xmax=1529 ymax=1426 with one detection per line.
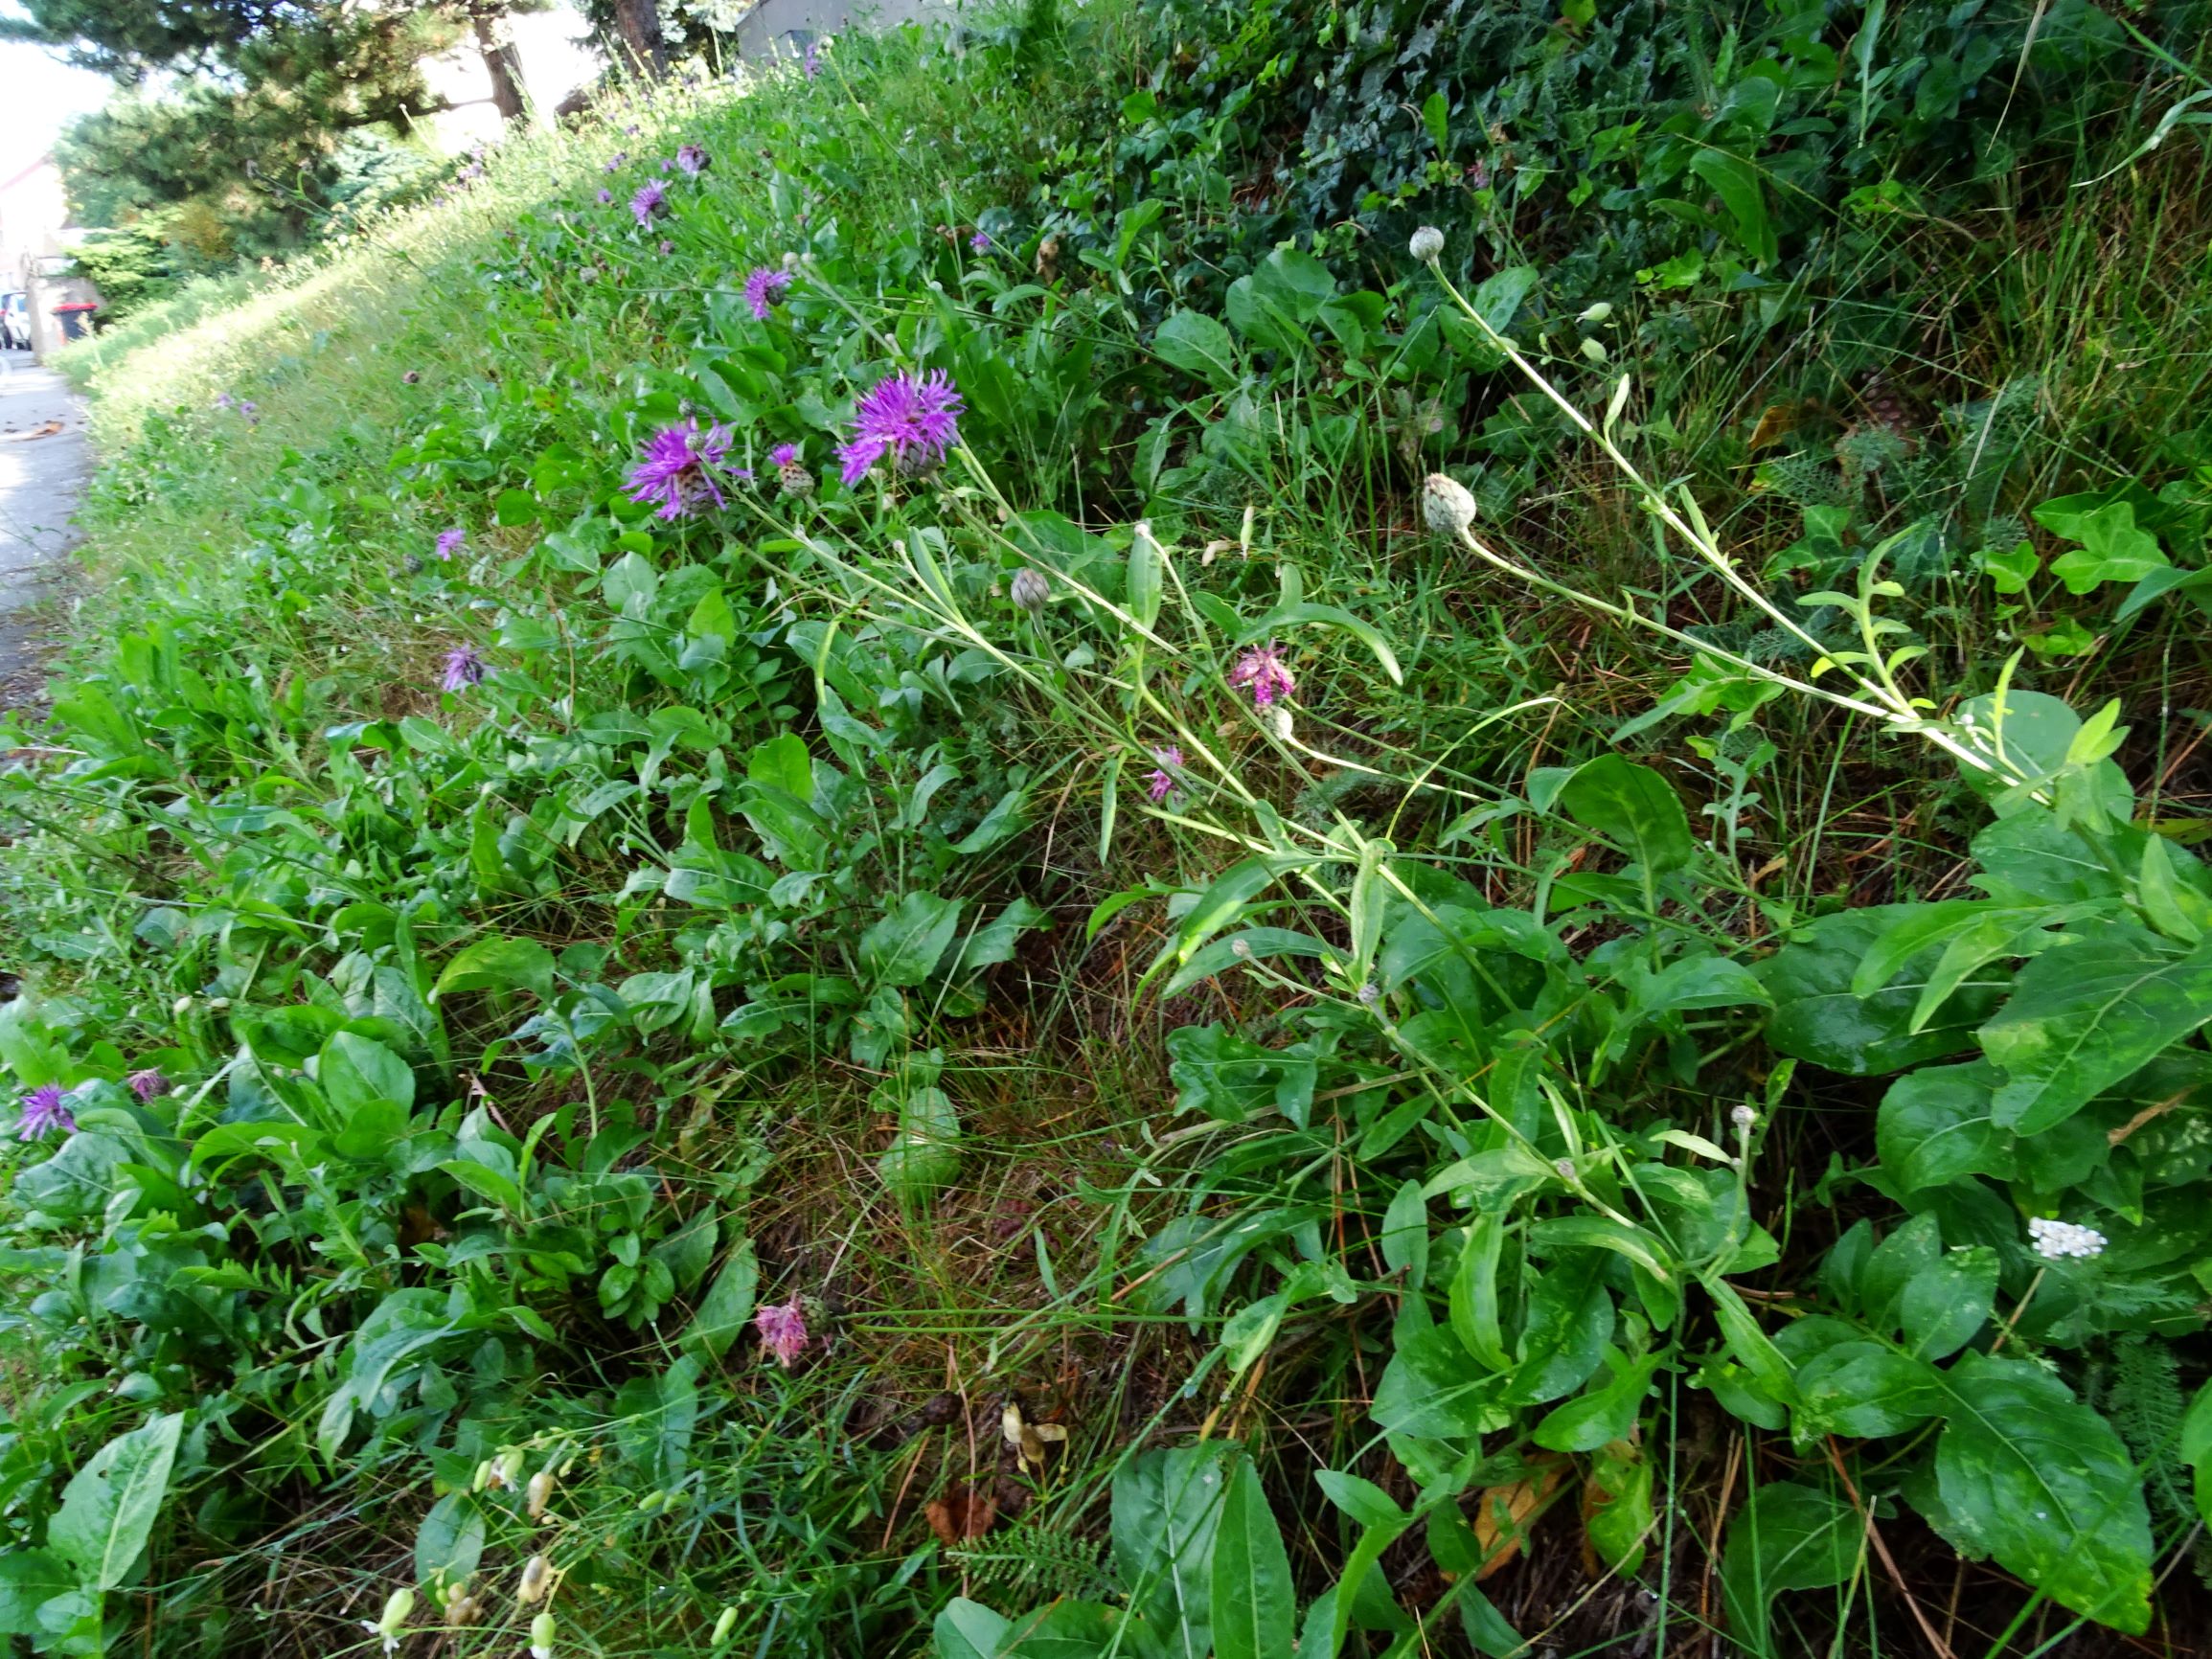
xmin=630 ymin=180 xmax=668 ymax=225
xmin=435 ymin=528 xmax=466 ymax=560
xmin=802 ymin=41 xmax=820 ymax=79
xmin=441 ymin=648 xmax=486 ymax=693
xmin=1229 ymin=643 xmax=1296 ymax=708
xmin=675 ymin=144 xmax=709 ymax=175
xmin=17 ymin=1084 xmax=74 ymax=1142
xmin=756 ymin=1298 xmax=809 ymax=1367
xmin=597 ymin=188 xmax=612 ymax=205
xmin=238 ymin=400 xmax=258 ymax=420
xmin=770 ymin=443 xmax=801 ymax=467
xmin=604 ymin=152 xmax=627 ymax=172
xmin=213 ymin=392 xmax=236 ymax=411
xmin=658 ymin=239 xmax=673 ymax=256
xmin=836 ymin=370 xmax=964 ymax=488
xmin=1146 ymin=745 xmax=1184 ymax=804
xmin=626 ymin=420 xmax=737 ymax=520
xmin=127 ymin=1069 xmax=170 ymax=1102
xmin=969 ymin=229 xmax=991 ymax=252
xmin=743 ymin=266 xmax=792 ymax=321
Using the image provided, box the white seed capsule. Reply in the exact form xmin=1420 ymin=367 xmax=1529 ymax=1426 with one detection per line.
xmin=1422 ymin=472 xmax=1478 ymax=535
xmin=1408 ymin=225 xmax=1445 ymax=261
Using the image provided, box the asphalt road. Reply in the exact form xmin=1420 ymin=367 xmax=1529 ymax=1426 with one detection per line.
xmin=0 ymin=350 xmax=89 ymax=706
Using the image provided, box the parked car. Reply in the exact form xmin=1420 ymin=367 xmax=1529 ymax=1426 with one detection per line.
xmin=0 ymin=292 xmax=28 ymax=350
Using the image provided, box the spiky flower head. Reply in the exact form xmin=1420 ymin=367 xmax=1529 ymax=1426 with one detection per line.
xmin=1423 ymin=473 xmax=1478 ymax=535
xmin=596 ymin=188 xmax=612 ymax=205
xmin=435 ymin=528 xmax=466 ymax=560
xmin=837 ymin=370 xmax=964 ymax=488
xmin=630 ymin=180 xmax=669 ymax=225
xmin=2028 ymin=1216 xmax=2107 ymax=1261
xmin=658 ymin=239 xmax=674 ymax=256
xmin=17 ymin=1083 xmax=73 ymax=1141
xmin=756 ymin=1298 xmax=809 ymax=1366
xmin=441 ymin=648 xmax=486 ymax=693
xmin=802 ymin=41 xmax=821 ymax=79
xmin=1010 ymin=567 xmax=1050 ymax=614
xmin=626 ymin=420 xmax=737 ymax=519
xmin=769 ymin=443 xmax=801 ymax=468
xmin=127 ymin=1069 xmax=169 ymax=1102
xmin=969 ymin=229 xmax=991 ymax=251
xmin=1408 ymin=224 xmax=1445 ymax=262
xmin=743 ymin=266 xmax=792 ymax=320
xmin=604 ymin=152 xmax=627 ymax=172
xmin=675 ymin=143 xmax=710 ymax=175
xmin=1146 ymin=745 xmax=1184 ymax=804
xmin=1229 ymin=642 xmax=1295 ymax=708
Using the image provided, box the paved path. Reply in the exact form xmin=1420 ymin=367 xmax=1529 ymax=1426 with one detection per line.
xmin=0 ymin=352 xmax=89 ymax=705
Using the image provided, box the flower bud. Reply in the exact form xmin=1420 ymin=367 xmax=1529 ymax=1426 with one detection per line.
xmin=517 ymin=1554 xmax=552 ymax=1603
xmin=527 ymin=1468 xmax=556 ymax=1519
xmin=1578 ymin=301 xmax=1613 ymax=324
xmin=712 ymin=1607 xmax=740 ymax=1645
xmin=494 ymin=1447 xmax=527 ymax=1489
xmin=376 ymin=1587 xmax=416 ymax=1637
xmin=1579 ymin=335 xmax=1608 ymax=362
xmin=1265 ymin=704 xmax=1294 ymax=742
xmin=530 ymin=1612 xmax=559 ymax=1659
xmin=1408 ymin=225 xmax=1445 ymax=262
xmin=1731 ymin=1103 xmax=1757 ymax=1132
xmin=1421 ymin=472 xmax=1478 ymax=535
xmin=1011 ymin=567 xmax=1050 ymax=614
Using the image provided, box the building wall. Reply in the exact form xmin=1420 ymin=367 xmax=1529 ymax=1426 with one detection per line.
xmin=734 ymin=0 xmax=954 ymax=62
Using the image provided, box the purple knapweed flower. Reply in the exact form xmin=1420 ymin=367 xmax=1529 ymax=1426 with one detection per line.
xmin=17 ymin=1084 xmax=74 ymax=1142
xmin=742 ymin=266 xmax=792 ymax=321
xmin=441 ymin=648 xmax=486 ymax=693
xmin=770 ymin=443 xmax=801 ymax=467
xmin=675 ymin=144 xmax=709 ymax=175
xmin=1146 ymin=745 xmax=1184 ymax=804
xmin=597 ymin=188 xmax=613 ymax=205
xmin=604 ymin=152 xmax=627 ymax=172
xmin=127 ymin=1069 xmax=169 ymax=1102
xmin=435 ymin=528 xmax=466 ymax=561
xmin=624 ymin=123 xmax=641 ymax=136
xmin=213 ymin=392 xmax=236 ymax=411
xmin=239 ymin=400 xmax=258 ymax=421
xmin=658 ymin=239 xmax=673 ymax=256
xmin=630 ymin=180 xmax=668 ymax=224
xmin=626 ymin=420 xmax=737 ymax=519
xmin=969 ymin=230 xmax=991 ymax=252
xmin=836 ymin=370 xmax=964 ymax=488
xmin=1229 ymin=643 xmax=1295 ymax=708
xmin=756 ymin=1298 xmax=809 ymax=1367
xmin=802 ymin=42 xmax=821 ymax=79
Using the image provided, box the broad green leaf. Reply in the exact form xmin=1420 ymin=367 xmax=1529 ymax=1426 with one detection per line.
xmin=1379 ymin=1179 xmax=1428 ymax=1287
xmin=1928 ymin=1353 xmax=2152 ymax=1633
xmin=1899 ymin=1247 xmax=1997 ymax=1361
xmin=612 ymin=1358 xmax=699 ymax=1488
xmin=859 ymin=892 xmax=963 ymax=988
xmin=1720 ymin=1482 xmax=1859 ymax=1653
xmin=1533 ymin=1349 xmax=1659 ymax=1452
xmin=1558 ymin=754 xmax=1696 ymax=878
xmin=1163 ymin=927 xmax=1332 ymax=999
xmin=1979 ymin=924 xmax=2212 ymax=1133
xmin=1212 ymin=1457 xmax=1294 ymax=1659
xmin=1315 ymin=1470 xmax=1405 ymax=1530
xmin=414 ymin=1492 xmax=486 ymax=1592
xmin=934 ymin=1597 xmax=1013 ymax=1659
xmin=1154 ymin=307 xmax=1239 ymax=389
xmin=1448 ymin=1215 xmax=1510 ymax=1370
xmin=1244 ymin=602 xmax=1402 ymax=685
xmin=746 ymin=732 xmax=814 ymax=801
xmin=0 ymin=1551 xmax=74 ymax=1637
xmin=319 ymin=1031 xmax=415 ymax=1116
xmin=1504 ymin=1255 xmax=1612 ymax=1405
xmin=1164 ymin=1023 xmax=1316 ymax=1125
xmin=433 ymin=936 xmax=555 ymax=1001
xmin=877 ymin=1085 xmax=962 ymax=1200
xmin=1759 ymin=906 xmax=2006 ymax=1075
xmin=1690 ymin=148 xmax=1777 ymax=264
xmin=2182 ymin=1381 xmax=2212 ymax=1526
xmin=2035 ymin=499 xmax=2167 ymax=594
xmin=1874 ymin=1060 xmax=2017 ymax=1191
xmin=1113 ymin=1445 xmax=1230 ymax=1659
xmin=1704 ymin=1278 xmax=1794 ymax=1399
xmin=1372 ymin=1325 xmax=1507 ymax=1440
xmin=680 ymin=1238 xmax=759 ymax=1361
xmin=49 ymin=1413 xmax=183 ymax=1591
xmin=1584 ymin=1439 xmax=1654 ymax=1578
xmin=1792 ymin=1341 xmax=1942 ymax=1439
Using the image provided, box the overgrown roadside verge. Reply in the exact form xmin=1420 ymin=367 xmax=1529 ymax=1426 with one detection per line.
xmin=7 ymin=3 xmax=2212 ymax=1656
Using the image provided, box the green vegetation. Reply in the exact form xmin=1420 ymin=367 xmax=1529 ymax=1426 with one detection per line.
xmin=9 ymin=1 xmax=2212 ymax=1654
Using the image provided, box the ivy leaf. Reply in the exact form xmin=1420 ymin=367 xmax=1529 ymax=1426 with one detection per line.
xmin=1927 ymin=1353 xmax=2153 ymax=1633
xmin=2033 ymin=499 xmax=2167 ymax=594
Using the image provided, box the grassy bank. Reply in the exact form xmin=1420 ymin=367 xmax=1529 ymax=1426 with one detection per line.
xmin=8 ymin=2 xmax=2212 ymax=1655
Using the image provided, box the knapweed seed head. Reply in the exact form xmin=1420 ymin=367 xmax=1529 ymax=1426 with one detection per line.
xmin=1730 ymin=1103 xmax=1757 ymax=1133
xmin=742 ymin=266 xmax=792 ymax=320
xmin=128 ymin=1068 xmax=169 ymax=1102
xmin=1228 ymin=642 xmax=1295 ymax=708
xmin=627 ymin=420 xmax=737 ymax=519
xmin=1011 ymin=567 xmax=1050 ymax=614
xmin=441 ymin=648 xmax=486 ymax=693
xmin=1422 ymin=473 xmax=1478 ymax=535
xmin=1265 ymin=704 xmax=1294 ymax=741
xmin=756 ymin=1298 xmax=809 ymax=1366
xmin=17 ymin=1083 xmax=74 ymax=1141
xmin=2027 ymin=1216 xmax=2107 ymax=1261
xmin=1409 ymin=224 xmax=1446 ymax=262
xmin=837 ymin=370 xmax=964 ymax=488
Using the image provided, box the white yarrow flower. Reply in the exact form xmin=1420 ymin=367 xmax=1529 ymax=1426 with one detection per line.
xmin=2027 ymin=1216 xmax=2107 ymax=1261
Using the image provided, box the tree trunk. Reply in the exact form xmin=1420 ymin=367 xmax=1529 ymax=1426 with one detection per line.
xmin=610 ymin=0 xmax=666 ymax=79
xmin=471 ymin=10 xmax=527 ymax=122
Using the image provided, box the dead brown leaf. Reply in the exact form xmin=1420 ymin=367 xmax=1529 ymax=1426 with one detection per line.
xmin=925 ymin=1483 xmax=998 ymax=1549
xmin=1472 ymin=1457 xmax=1566 ymax=1579
xmin=1745 ymin=402 xmax=1802 ymax=451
